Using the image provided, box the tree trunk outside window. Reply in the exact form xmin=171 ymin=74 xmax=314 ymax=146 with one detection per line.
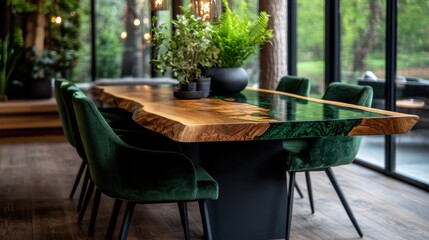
xmin=259 ymin=0 xmax=287 ymax=90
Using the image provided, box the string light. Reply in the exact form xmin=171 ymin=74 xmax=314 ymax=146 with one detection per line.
xmin=144 ymin=33 xmax=151 ymax=42
xmin=134 ymin=18 xmax=141 ymax=26
xmin=51 ymin=16 xmax=62 ymax=24
xmin=121 ymin=32 xmax=127 ymax=39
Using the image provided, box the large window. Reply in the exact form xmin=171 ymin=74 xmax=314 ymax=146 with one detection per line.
xmin=341 ymin=0 xmax=386 ymax=168
xmin=395 ymin=0 xmax=429 ymax=184
xmin=294 ymin=0 xmax=429 ymax=189
xmin=297 ymin=0 xmax=325 ymax=96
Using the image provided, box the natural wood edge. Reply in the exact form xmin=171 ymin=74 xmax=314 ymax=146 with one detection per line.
xmin=98 ymin=90 xmax=270 ymax=142
xmin=348 ymin=116 xmax=419 ymax=136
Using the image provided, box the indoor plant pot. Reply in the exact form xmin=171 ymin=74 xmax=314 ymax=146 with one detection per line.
xmin=209 ymin=0 xmax=272 ymax=94
xmin=206 ymin=67 xmax=248 ymax=95
xmin=152 ymin=8 xmax=219 ymax=99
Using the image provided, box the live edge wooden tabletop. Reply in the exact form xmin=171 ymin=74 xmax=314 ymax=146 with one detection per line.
xmin=93 ymin=85 xmax=419 ymax=143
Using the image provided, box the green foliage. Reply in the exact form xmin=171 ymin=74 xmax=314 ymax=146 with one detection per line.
xmin=152 ymin=9 xmax=220 ymax=84
xmin=0 ymin=34 xmax=23 ymax=96
xmin=9 ymin=0 xmax=51 ymax=14
xmin=296 ymin=0 xmax=324 ymax=61
xmin=30 ymin=47 xmax=59 ymax=79
xmin=96 ymin=31 xmax=123 ymax=78
xmin=210 ymin=0 xmax=272 ymax=68
xmin=45 ymin=1 xmax=81 ymax=76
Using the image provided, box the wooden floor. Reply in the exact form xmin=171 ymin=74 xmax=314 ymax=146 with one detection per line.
xmin=0 ymin=137 xmax=428 ymax=240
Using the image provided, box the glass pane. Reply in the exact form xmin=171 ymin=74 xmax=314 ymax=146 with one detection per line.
xmin=297 ymin=0 xmax=325 ymax=96
xmin=340 ymin=0 xmax=386 ymax=167
xmin=72 ymin=0 xmax=91 ymax=82
xmin=396 ymin=0 xmax=429 ymax=184
xmin=232 ymin=0 xmax=260 ymax=88
xmin=74 ymin=0 xmax=158 ymax=82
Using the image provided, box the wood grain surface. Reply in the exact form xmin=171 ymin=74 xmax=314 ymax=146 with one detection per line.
xmin=93 ymin=85 xmax=419 ymax=142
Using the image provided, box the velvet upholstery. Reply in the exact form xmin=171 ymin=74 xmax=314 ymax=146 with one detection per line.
xmin=276 ymin=76 xmax=311 ymax=97
xmin=55 ymin=79 xmax=209 ymax=239
xmin=54 ymin=80 xmax=76 ymax=147
xmin=283 ymin=82 xmax=373 ymax=240
xmin=284 ymin=82 xmax=373 ymax=171
xmin=71 ymin=91 xmax=218 ymax=202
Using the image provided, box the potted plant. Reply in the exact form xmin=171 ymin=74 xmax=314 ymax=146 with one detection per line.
xmin=26 ymin=47 xmax=59 ymax=99
xmin=0 ymin=34 xmax=23 ymax=101
xmin=152 ymin=8 xmax=219 ymax=99
xmin=207 ymin=0 xmax=273 ymax=94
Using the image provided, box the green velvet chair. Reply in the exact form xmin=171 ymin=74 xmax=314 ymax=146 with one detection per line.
xmin=55 ymin=79 xmax=186 ymax=237
xmin=71 ymin=90 xmax=219 ymax=240
xmin=276 ymin=75 xmax=311 ymax=97
xmin=55 ymin=79 xmax=160 ymax=206
xmin=283 ymin=82 xmax=373 ymax=240
xmin=276 ymin=75 xmax=312 ymax=200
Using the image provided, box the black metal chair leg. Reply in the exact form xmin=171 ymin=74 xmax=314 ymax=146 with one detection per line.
xmin=78 ymin=180 xmax=94 ymax=224
xmin=77 ymin=168 xmax=90 ymax=212
xmin=69 ymin=160 xmax=86 ymax=199
xmin=285 ymin=172 xmax=296 ymax=240
xmin=294 ymin=181 xmax=304 ymax=199
xmin=106 ymin=199 xmax=122 ymax=240
xmin=178 ymin=202 xmax=190 ymax=240
xmin=325 ymin=168 xmax=363 ymax=238
xmin=88 ymin=188 xmax=102 ymax=237
xmin=305 ymin=171 xmax=315 ymax=214
xmin=198 ymin=200 xmax=213 ymax=240
xmin=118 ymin=202 xmax=136 ymax=240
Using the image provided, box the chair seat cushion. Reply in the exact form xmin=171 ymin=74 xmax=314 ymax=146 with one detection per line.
xmin=195 ymin=166 xmax=219 ymax=200
xmin=285 ymin=136 xmax=362 ymax=171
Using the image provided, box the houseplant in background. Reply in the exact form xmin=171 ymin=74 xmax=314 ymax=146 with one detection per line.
xmin=0 ymin=34 xmax=23 ymax=101
xmin=207 ymin=0 xmax=273 ymax=94
xmin=27 ymin=47 xmax=59 ymax=99
xmin=152 ymin=8 xmax=219 ymax=99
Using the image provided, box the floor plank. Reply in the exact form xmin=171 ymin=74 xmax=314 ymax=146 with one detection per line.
xmin=0 ymin=139 xmax=428 ymax=240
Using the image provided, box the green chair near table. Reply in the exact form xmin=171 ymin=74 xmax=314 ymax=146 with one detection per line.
xmin=276 ymin=75 xmax=311 ymax=97
xmin=55 ymin=79 xmax=199 ymax=238
xmin=276 ymin=76 xmax=312 ymax=201
xmin=283 ymin=82 xmax=373 ymax=239
xmin=71 ymin=90 xmax=218 ymax=240
xmin=54 ymin=79 xmax=144 ymax=203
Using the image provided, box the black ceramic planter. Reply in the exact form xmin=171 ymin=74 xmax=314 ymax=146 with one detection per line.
xmin=196 ymin=77 xmax=211 ymax=98
xmin=25 ymin=76 xmax=53 ymax=99
xmin=206 ymin=67 xmax=249 ymax=95
xmin=174 ymin=82 xmax=202 ymax=99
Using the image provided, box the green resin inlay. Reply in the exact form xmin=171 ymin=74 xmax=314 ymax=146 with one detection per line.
xmin=213 ymin=89 xmax=387 ymax=139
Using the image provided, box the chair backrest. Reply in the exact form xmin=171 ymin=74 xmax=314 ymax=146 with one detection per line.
xmin=276 ymin=76 xmax=311 ymax=97
xmin=71 ymin=91 xmax=200 ymax=201
xmin=287 ymin=82 xmax=373 ymax=171
xmin=54 ymin=79 xmax=76 ymax=146
xmin=323 ymin=82 xmax=373 ymax=106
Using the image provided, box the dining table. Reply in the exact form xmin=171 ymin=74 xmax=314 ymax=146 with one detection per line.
xmin=92 ymin=84 xmax=418 ymax=240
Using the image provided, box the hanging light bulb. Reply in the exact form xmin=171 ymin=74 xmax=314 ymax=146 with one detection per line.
xmin=121 ymin=32 xmax=128 ymax=39
xmin=150 ymin=0 xmax=168 ymax=11
xmin=134 ymin=18 xmax=141 ymax=26
xmin=191 ymin=0 xmax=219 ymax=22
